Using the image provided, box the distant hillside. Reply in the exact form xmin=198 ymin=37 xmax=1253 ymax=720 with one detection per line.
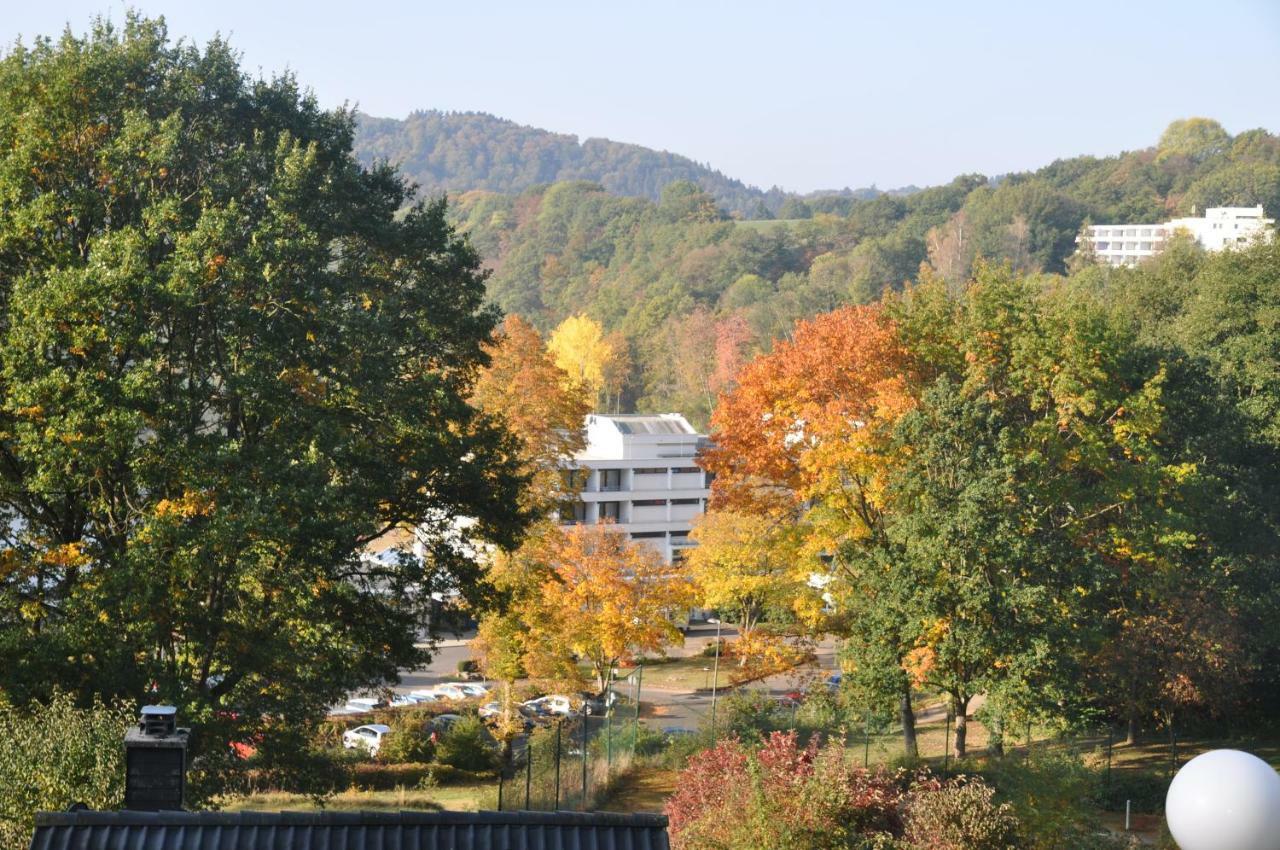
xmin=445 ymin=118 xmax=1280 ymax=426
xmin=352 ymin=110 xmax=884 ymax=218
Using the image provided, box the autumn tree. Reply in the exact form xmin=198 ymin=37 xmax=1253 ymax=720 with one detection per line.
xmin=548 ymin=314 xmax=614 ymax=405
xmin=702 ymin=303 xmax=920 ymax=749
xmin=472 ymin=315 xmax=590 ymax=514
xmin=0 ymin=16 xmax=526 ymax=784
xmin=687 ymin=509 xmax=813 ymax=639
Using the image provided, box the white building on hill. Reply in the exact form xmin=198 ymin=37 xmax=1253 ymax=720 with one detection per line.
xmin=1078 ymin=205 xmax=1273 ymax=267
xmin=561 ymin=413 xmax=710 ymax=564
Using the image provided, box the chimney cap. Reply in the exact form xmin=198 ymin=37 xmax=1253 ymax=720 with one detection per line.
xmin=140 ymin=705 xmax=177 ymax=717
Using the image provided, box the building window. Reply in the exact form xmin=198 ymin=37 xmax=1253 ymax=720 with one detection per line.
xmin=672 ymin=466 xmax=700 ymax=474
xmin=634 ymin=499 xmax=667 ymax=507
xmin=671 ymin=498 xmax=701 ymax=505
xmin=599 ymin=501 xmax=621 ymax=519
xmin=631 ymin=531 xmax=665 ymax=539
xmin=599 ymin=469 xmax=623 ymax=492
xmin=1140 ymin=242 xmax=1151 ymax=251
xmin=634 ymin=467 xmax=665 ymax=475
xmin=1126 ymin=229 xmax=1137 ymax=237
xmin=669 ymin=531 xmax=689 ymax=541
xmin=1095 ymin=241 xmax=1109 ymax=250
xmin=560 ymin=469 xmax=586 ymax=492
xmin=1140 ymin=228 xmax=1151 ymax=237
xmin=561 ymin=502 xmax=588 ymax=524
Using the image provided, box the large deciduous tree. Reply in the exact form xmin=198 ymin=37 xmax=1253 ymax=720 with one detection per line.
xmin=0 ymin=16 xmax=525 ymax=773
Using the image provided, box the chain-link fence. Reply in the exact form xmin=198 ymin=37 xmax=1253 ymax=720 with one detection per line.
xmin=495 ymin=666 xmax=643 ymax=811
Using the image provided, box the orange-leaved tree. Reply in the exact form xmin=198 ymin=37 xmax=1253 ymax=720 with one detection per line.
xmin=472 ymin=315 xmax=590 ymax=514
xmin=701 ymin=302 xmax=921 ymax=750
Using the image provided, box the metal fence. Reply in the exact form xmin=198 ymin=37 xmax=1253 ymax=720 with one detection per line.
xmin=495 ymin=666 xmax=643 ymax=811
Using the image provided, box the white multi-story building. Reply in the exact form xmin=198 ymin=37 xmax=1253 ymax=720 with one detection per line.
xmin=1078 ymin=205 xmax=1273 ymax=267
xmin=561 ymin=413 xmax=710 ymax=564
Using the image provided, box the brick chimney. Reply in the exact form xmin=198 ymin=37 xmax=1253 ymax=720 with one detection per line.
xmin=123 ymin=705 xmax=189 ymax=810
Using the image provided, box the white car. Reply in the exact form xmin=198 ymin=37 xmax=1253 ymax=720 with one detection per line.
xmin=522 ymin=694 xmax=575 ymax=717
xmin=342 ymin=723 xmax=391 ymax=756
xmin=437 ymin=681 xmax=489 ymax=698
xmin=389 ymin=693 xmax=425 ymax=708
xmin=343 ymin=697 xmax=387 ymax=713
xmin=428 ymin=684 xmax=472 ymax=701
xmin=407 ymin=690 xmax=442 ymax=702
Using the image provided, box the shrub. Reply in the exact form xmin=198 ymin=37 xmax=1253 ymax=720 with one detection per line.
xmin=0 ymin=692 xmax=133 ymax=850
xmin=435 ymin=715 xmax=497 ymax=772
xmin=665 ymin=731 xmax=905 ymax=850
xmin=378 ymin=714 xmax=436 ymax=764
xmin=350 ymin=761 xmax=434 ymax=791
xmin=980 ymin=751 xmax=1112 ymax=849
xmin=901 ymin=778 xmax=1020 ymax=850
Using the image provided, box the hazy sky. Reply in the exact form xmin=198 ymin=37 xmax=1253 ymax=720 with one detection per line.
xmin=7 ymin=1 xmax=1280 ymax=192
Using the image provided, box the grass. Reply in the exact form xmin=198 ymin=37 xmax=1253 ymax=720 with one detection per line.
xmin=219 ymin=780 xmax=496 ymax=813
xmin=599 ymin=767 xmax=678 ymax=813
xmin=624 ymin=655 xmax=729 ymax=691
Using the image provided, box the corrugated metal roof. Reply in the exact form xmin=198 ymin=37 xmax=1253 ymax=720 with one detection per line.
xmin=30 ymin=809 xmax=670 ymax=850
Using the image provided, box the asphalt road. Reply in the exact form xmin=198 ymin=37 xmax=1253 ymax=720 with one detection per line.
xmin=341 ymin=623 xmax=840 ymax=730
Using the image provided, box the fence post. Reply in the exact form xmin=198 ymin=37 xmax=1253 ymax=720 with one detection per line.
xmin=1106 ymin=726 xmax=1113 ymax=790
xmin=525 ymin=741 xmax=532 ymax=810
xmin=943 ymin=706 xmax=951 ymax=776
xmin=554 ymin=721 xmax=562 ymax=811
xmin=709 ymin=619 xmax=722 ymax=739
xmin=581 ymin=708 xmax=589 ymax=810
xmin=633 ymin=665 xmax=644 ymax=752
xmin=498 ymin=765 xmax=504 ymax=811
xmin=864 ymin=710 xmax=871 ymax=768
xmin=606 ymin=671 xmax=614 ymax=780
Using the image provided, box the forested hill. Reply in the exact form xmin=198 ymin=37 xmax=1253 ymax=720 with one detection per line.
xmin=444 ymin=118 xmax=1280 ymax=427
xmin=353 ymin=110 xmax=888 ymax=218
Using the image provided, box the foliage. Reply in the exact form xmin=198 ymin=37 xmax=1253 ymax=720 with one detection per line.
xmin=438 ymin=119 xmax=1280 ymax=420
xmin=665 ymin=732 xmax=905 ymax=850
xmin=687 ymin=509 xmax=811 ymax=639
xmin=433 ymin=715 xmax=497 ymax=772
xmin=547 ymin=314 xmax=619 ymax=406
xmin=0 ymin=15 xmax=526 ymax=788
xmin=979 ymin=752 xmax=1117 ymax=850
xmin=481 ymin=523 xmax=692 ymax=692
xmin=472 ymin=315 xmax=590 ymax=514
xmin=0 ymin=693 xmax=132 ymax=850
xmin=901 ymin=778 xmax=1019 ymax=850
xmin=377 ymin=714 xmax=437 ymax=764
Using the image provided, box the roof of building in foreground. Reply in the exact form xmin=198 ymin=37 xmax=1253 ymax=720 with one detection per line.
xmin=590 ymin=413 xmax=697 ymax=436
xmin=30 ymin=809 xmax=671 ymax=850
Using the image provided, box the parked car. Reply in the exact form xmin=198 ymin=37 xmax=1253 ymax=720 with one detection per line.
xmin=342 ymin=723 xmax=391 ymax=756
xmin=426 ymin=713 xmax=464 ymax=733
xmin=522 ymin=694 xmax=576 ymax=717
xmin=407 ymin=689 xmax=442 ymax=703
xmin=437 ymin=681 xmax=489 ymax=698
xmin=480 ymin=701 xmax=537 ymax=731
xmin=826 ymin=673 xmax=843 ymax=691
xmin=344 ymin=697 xmax=388 ymax=713
xmin=428 ymin=684 xmax=472 ymax=701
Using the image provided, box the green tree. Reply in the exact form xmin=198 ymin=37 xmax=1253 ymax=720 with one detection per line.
xmin=0 ymin=692 xmax=133 ymax=849
xmin=0 ymin=15 xmax=525 ymax=783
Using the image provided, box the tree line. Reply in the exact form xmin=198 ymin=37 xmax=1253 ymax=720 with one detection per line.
xmin=450 ymin=118 xmax=1280 ymax=427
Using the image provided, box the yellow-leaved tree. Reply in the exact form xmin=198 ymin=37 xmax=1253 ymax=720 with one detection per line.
xmin=548 ymin=314 xmax=614 ymax=406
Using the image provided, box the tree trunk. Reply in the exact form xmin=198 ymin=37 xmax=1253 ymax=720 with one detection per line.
xmin=1126 ymin=713 xmax=1138 ymax=746
xmin=900 ymin=686 xmax=918 ymax=759
xmin=952 ymin=696 xmax=970 ymax=759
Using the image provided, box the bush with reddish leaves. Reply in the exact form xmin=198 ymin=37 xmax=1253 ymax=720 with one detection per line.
xmin=666 ymin=731 xmax=1026 ymax=850
xmin=665 ymin=731 xmax=904 ymax=850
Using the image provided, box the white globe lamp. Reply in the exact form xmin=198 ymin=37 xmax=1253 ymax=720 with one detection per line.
xmin=1165 ymin=749 xmax=1280 ymax=850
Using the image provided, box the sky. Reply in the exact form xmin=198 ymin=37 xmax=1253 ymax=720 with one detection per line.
xmin=5 ymin=1 xmax=1280 ymax=193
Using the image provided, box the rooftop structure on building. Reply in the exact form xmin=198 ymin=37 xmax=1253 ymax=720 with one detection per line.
xmin=1077 ymin=205 xmax=1273 ymax=267
xmin=562 ymin=414 xmax=710 ymax=564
